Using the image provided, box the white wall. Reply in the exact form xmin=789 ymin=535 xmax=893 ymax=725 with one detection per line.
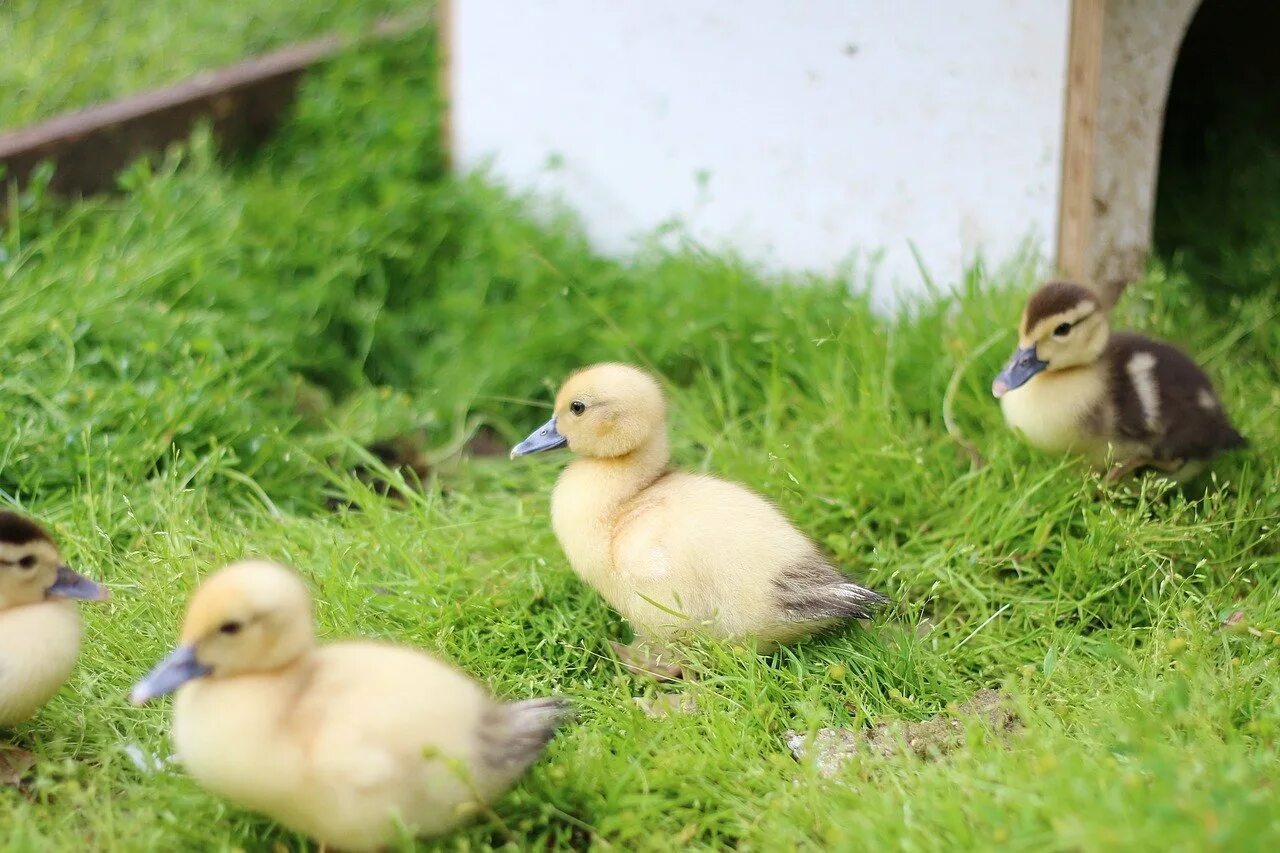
xmin=452 ymin=1 xmax=1071 ymax=303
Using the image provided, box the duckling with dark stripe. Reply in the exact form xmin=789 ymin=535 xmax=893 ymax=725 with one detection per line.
xmin=992 ymin=281 xmax=1246 ymax=481
xmin=0 ymin=511 xmax=109 ymax=725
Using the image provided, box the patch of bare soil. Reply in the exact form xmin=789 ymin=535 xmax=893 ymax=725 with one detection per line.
xmin=785 ymin=689 xmax=1022 ymax=777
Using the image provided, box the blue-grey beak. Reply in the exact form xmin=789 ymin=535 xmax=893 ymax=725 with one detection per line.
xmin=992 ymin=345 xmax=1049 ymax=398
xmin=46 ymin=565 xmax=110 ymax=601
xmin=130 ymin=645 xmax=212 ymax=705
xmin=510 ymin=416 xmax=568 ymax=459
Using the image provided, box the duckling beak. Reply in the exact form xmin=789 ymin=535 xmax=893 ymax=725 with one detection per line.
xmin=130 ymin=645 xmax=212 ymax=705
xmin=46 ymin=565 xmax=110 ymax=601
xmin=510 ymin=416 xmax=568 ymax=459
xmin=992 ymin=345 xmax=1049 ymax=398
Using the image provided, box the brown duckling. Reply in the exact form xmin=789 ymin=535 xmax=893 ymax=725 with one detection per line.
xmin=992 ymin=280 xmax=1246 ymax=480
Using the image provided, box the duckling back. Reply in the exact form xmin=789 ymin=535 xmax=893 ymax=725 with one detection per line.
xmin=587 ymin=471 xmax=886 ymax=646
xmin=1100 ymin=332 xmax=1246 ymax=466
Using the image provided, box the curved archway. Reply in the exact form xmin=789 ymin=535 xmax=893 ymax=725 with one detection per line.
xmin=1153 ymin=0 xmax=1280 ymax=299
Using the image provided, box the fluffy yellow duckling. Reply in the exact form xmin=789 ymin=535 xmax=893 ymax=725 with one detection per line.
xmin=511 ymin=363 xmax=889 ymax=672
xmin=130 ymin=560 xmax=570 ymax=851
xmin=0 ymin=511 xmax=109 ymax=726
xmin=993 ymin=280 xmax=1246 ymax=480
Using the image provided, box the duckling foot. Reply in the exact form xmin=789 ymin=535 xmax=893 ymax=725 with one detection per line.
xmin=1106 ymin=456 xmax=1189 ymax=482
xmin=1151 ymin=457 xmax=1189 ymax=474
xmin=610 ymin=640 xmax=685 ymax=682
xmin=0 ymin=743 xmax=36 ymax=788
xmin=1105 ymin=457 xmax=1150 ymax=482
xmin=634 ymin=691 xmax=699 ymax=719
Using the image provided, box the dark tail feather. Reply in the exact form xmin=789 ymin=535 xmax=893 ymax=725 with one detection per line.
xmin=825 ymin=582 xmax=892 ymax=620
xmin=775 ymin=556 xmax=892 ymax=623
xmin=778 ymin=581 xmax=892 ymax=622
xmin=483 ymin=697 xmax=574 ymax=775
xmin=1226 ymin=427 xmax=1248 ymax=450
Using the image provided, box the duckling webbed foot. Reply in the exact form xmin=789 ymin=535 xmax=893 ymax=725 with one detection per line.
xmin=633 ymin=691 xmax=699 ymax=719
xmin=610 ymin=640 xmax=686 ymax=682
xmin=1151 ymin=457 xmax=1189 ymax=474
xmin=1105 ymin=457 xmax=1150 ymax=482
xmin=0 ymin=743 xmax=36 ymax=788
xmin=1106 ymin=456 xmax=1188 ymax=482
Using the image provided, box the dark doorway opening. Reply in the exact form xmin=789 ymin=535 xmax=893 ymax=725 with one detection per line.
xmin=1153 ymin=0 xmax=1280 ymax=301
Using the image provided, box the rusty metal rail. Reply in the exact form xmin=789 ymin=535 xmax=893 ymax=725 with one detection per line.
xmin=0 ymin=15 xmax=428 ymax=198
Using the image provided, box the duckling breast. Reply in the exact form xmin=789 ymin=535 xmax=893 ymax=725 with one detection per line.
xmin=0 ymin=601 xmax=82 ymax=725
xmin=172 ymin=672 xmax=309 ymax=811
xmin=552 ymin=455 xmax=665 ymax=588
xmin=999 ymin=366 xmax=1111 ymax=459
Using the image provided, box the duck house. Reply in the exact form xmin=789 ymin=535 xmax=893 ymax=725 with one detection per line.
xmin=447 ymin=0 xmax=1215 ymax=303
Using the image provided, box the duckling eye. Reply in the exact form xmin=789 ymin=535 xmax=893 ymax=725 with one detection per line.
xmin=219 ymin=621 xmax=243 ymax=635
xmin=569 ymin=401 xmax=586 ymax=416
xmin=18 ymin=555 xmax=37 ymax=570
xmin=1053 ymin=322 xmax=1072 ymax=337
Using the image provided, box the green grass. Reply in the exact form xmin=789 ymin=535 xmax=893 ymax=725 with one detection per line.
xmin=2 ymin=27 xmax=1279 ymax=852
xmin=0 ymin=0 xmax=421 ymax=129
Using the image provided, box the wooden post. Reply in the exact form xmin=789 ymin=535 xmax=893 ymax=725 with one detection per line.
xmin=1055 ymin=0 xmax=1106 ymax=285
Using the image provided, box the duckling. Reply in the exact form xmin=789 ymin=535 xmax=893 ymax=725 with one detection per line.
xmin=0 ymin=511 xmax=109 ymax=726
xmin=992 ymin=280 xmax=1246 ymax=480
xmin=511 ymin=363 xmax=889 ymax=674
xmin=130 ymin=560 xmax=570 ymax=851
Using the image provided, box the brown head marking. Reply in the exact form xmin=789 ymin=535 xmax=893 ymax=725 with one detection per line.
xmin=1021 ymin=281 xmax=1100 ymax=337
xmin=0 ymin=511 xmax=53 ymax=546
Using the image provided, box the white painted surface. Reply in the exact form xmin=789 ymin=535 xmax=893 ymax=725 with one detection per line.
xmin=452 ymin=1 xmax=1071 ymax=302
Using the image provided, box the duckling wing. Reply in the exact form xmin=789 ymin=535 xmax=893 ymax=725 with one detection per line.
xmin=298 ymin=643 xmax=499 ymax=843
xmin=612 ymin=473 xmax=886 ymax=638
xmin=1105 ymin=333 xmax=1246 ymax=460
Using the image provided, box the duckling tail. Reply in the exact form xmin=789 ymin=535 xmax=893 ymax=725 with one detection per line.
xmin=775 ymin=556 xmax=892 ymax=623
xmin=1225 ymin=427 xmax=1248 ymax=450
xmin=482 ymin=697 xmax=574 ymax=774
xmin=825 ymin=582 xmax=893 ymax=620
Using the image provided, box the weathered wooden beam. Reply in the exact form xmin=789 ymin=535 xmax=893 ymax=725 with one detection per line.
xmin=0 ymin=15 xmax=428 ymax=198
xmin=1055 ymin=0 xmax=1107 ymax=290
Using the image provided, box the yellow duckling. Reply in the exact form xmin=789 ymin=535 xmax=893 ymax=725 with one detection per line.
xmin=511 ymin=363 xmax=889 ymax=674
xmin=0 ymin=511 xmax=109 ymax=726
xmin=993 ymin=280 xmax=1246 ymax=480
xmin=130 ymin=560 xmax=570 ymax=851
